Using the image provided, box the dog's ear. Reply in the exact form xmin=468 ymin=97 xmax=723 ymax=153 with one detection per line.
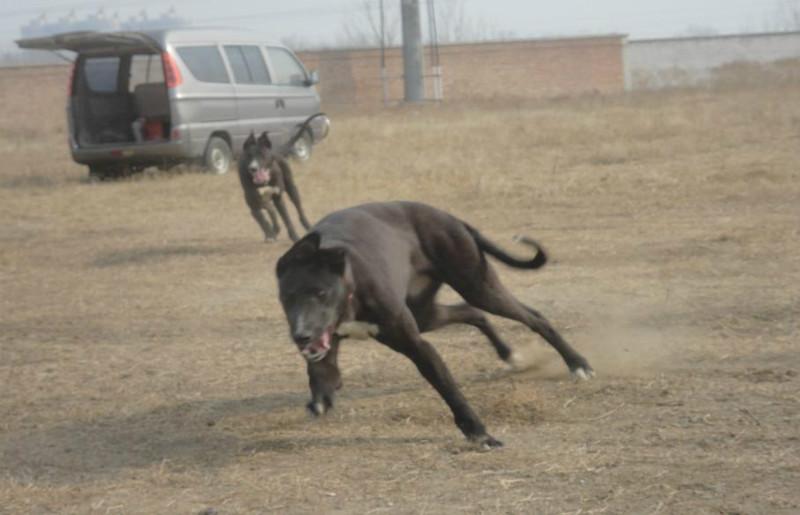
xmin=276 ymin=232 xmax=321 ymax=277
xmin=244 ymin=131 xmax=256 ymax=150
xmin=317 ymin=247 xmax=346 ymax=276
xmin=257 ymin=131 xmax=272 ymax=150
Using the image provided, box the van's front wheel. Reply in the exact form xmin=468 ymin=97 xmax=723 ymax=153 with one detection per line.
xmin=203 ymin=136 xmax=232 ymax=175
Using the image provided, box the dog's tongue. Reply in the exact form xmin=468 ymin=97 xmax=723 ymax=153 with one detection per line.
xmin=304 ymin=330 xmax=331 ymax=356
xmin=253 ymin=168 xmax=270 ymax=185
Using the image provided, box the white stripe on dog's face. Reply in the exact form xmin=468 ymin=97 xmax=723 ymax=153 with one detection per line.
xmin=247 ymin=159 xmax=260 ymax=174
xmin=295 ymin=313 xmax=307 ymax=336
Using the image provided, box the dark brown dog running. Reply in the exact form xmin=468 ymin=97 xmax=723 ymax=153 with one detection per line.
xmin=238 ymin=115 xmax=325 ymax=241
xmin=275 ymin=201 xmax=594 ymax=448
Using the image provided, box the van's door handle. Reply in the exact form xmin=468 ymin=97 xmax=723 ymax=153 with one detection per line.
xmin=275 ymin=99 xmax=286 ymax=109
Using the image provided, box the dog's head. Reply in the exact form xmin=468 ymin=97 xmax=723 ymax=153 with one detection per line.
xmin=242 ymin=131 xmax=277 ymax=186
xmin=276 ymin=232 xmax=349 ymax=362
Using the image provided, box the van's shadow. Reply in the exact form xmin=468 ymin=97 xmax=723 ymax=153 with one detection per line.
xmin=0 ymin=376 xmax=470 ymax=485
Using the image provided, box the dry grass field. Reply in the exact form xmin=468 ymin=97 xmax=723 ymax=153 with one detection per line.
xmin=1 ymin=65 xmax=799 ymax=514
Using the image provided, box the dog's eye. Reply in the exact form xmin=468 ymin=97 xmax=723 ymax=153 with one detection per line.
xmin=315 ymin=290 xmax=328 ymax=300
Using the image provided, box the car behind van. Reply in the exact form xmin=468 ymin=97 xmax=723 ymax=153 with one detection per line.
xmin=16 ymin=28 xmax=330 ymax=180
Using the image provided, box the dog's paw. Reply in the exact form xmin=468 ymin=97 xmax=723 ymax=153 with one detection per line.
xmin=306 ymin=401 xmax=327 ymax=417
xmin=571 ymin=365 xmax=595 ymax=381
xmin=264 ymin=235 xmax=277 ymax=243
xmin=471 ymin=434 xmax=504 ymax=451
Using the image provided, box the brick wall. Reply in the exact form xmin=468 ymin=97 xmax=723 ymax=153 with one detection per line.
xmin=297 ymin=35 xmax=626 ymax=107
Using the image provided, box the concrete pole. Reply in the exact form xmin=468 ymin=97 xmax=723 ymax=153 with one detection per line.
xmin=401 ymin=0 xmax=424 ymax=102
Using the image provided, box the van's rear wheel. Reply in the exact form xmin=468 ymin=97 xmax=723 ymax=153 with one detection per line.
xmin=88 ymin=164 xmax=127 ymax=182
xmin=203 ymin=136 xmax=232 ymax=175
xmin=291 ymin=130 xmax=313 ymax=161
xmin=88 ymin=165 xmax=107 ymax=182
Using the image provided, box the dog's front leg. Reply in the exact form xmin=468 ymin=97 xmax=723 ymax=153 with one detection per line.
xmin=262 ymin=200 xmax=281 ymax=238
xmin=273 ymin=196 xmax=301 ymax=242
xmin=245 ymin=192 xmax=277 ymax=241
xmin=306 ymin=337 xmax=342 ymax=416
xmin=377 ymin=310 xmax=502 ymax=449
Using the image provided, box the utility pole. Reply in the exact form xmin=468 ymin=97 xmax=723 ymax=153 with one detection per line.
xmin=401 ymin=0 xmax=424 ymax=102
xmin=380 ymin=0 xmax=389 ymax=106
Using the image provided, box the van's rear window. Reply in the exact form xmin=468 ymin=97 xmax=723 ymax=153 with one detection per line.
xmin=176 ymin=46 xmax=230 ymax=84
xmin=83 ymin=57 xmax=120 ymax=93
xmin=129 ymin=54 xmax=165 ymax=91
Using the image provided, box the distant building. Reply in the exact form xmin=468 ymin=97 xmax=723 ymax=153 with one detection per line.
xmin=7 ymin=8 xmax=189 ymax=67
xmin=120 ymin=8 xmax=187 ymax=31
xmin=19 ymin=8 xmax=188 ymax=39
xmin=20 ymin=9 xmax=118 ymax=38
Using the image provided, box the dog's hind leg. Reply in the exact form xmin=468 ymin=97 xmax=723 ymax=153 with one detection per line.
xmin=419 ymin=303 xmax=513 ymax=362
xmin=273 ymin=196 xmax=301 ymax=241
xmin=306 ymin=338 xmax=343 ymax=416
xmin=280 ymin=160 xmax=312 ymax=230
xmin=448 ymin=266 xmax=593 ymax=379
xmin=376 ymin=308 xmax=502 ymax=448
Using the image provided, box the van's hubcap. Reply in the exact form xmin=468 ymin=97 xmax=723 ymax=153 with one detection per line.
xmin=293 ymin=135 xmax=311 ymax=161
xmin=211 ymin=148 xmax=228 ymax=173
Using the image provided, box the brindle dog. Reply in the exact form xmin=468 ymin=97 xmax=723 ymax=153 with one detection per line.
xmin=275 ymin=201 xmax=594 ymax=449
xmin=238 ymin=115 xmax=324 ymax=241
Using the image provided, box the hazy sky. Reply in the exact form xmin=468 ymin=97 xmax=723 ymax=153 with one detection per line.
xmin=0 ymin=0 xmax=785 ymax=52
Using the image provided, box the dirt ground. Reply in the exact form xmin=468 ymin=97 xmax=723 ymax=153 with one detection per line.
xmin=1 ymin=67 xmax=799 ymax=514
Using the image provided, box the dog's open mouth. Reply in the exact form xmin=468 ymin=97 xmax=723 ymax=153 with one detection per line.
xmin=252 ymin=168 xmax=270 ymax=186
xmin=300 ymin=328 xmax=332 ymax=362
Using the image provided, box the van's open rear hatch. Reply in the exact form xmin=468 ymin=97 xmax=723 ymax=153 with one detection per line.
xmin=17 ymin=31 xmax=172 ymax=149
xmin=16 ymin=31 xmax=161 ymax=55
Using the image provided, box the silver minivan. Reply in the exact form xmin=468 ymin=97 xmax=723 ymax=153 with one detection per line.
xmin=16 ymin=28 xmax=330 ymax=179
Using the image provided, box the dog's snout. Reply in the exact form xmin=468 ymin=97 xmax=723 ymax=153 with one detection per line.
xmin=293 ymin=332 xmax=313 ymax=347
xmin=247 ymin=159 xmax=260 ymax=174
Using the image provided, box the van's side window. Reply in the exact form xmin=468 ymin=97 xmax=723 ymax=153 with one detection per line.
xmin=175 ymin=46 xmax=230 ymax=83
xmin=266 ymin=47 xmax=307 ymax=86
xmin=83 ymin=57 xmax=120 ymax=93
xmin=224 ymin=45 xmax=271 ymax=85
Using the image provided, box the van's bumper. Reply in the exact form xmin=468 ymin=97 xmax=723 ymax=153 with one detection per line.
xmin=71 ymin=138 xmax=191 ymax=166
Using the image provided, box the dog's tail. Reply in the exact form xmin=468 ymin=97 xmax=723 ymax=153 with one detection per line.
xmin=282 ymin=112 xmax=328 ymax=155
xmin=465 ymin=225 xmax=548 ymax=270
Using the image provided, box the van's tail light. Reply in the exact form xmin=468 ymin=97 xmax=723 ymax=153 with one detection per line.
xmin=67 ymin=60 xmax=76 ymax=96
xmin=162 ymin=51 xmax=183 ymax=88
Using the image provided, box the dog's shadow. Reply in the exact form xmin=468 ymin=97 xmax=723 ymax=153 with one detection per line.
xmin=2 ymin=393 xmax=288 ymax=485
xmin=91 ymin=244 xmax=225 ymax=267
xmin=1 ymin=379 xmax=456 ymax=486
xmin=89 ymin=240 xmax=275 ymax=268
xmin=2 ymin=350 xmax=550 ymax=487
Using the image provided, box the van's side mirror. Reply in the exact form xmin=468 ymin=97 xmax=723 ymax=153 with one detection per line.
xmin=305 ymin=70 xmax=319 ymax=86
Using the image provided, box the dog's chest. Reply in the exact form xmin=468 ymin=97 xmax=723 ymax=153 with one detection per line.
xmin=336 ymin=321 xmax=379 ymax=340
xmin=407 ymin=273 xmax=434 ymax=298
xmin=258 ymin=185 xmax=282 ymax=203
